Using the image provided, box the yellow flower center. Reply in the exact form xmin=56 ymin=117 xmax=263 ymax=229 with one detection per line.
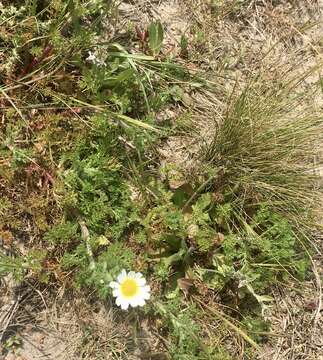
xmin=120 ymin=278 xmax=139 ymax=298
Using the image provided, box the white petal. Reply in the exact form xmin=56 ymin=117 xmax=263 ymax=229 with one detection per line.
xmin=137 ymin=277 xmax=146 ymax=286
xmin=109 ymin=281 xmax=119 ymax=289
xmin=142 ymin=292 xmax=150 ymax=300
xmin=86 ymin=52 xmax=96 ymax=62
xmin=120 ymin=299 xmax=129 ymax=310
xmin=128 ymin=271 xmax=136 ymax=279
xmin=136 ymin=298 xmax=146 ymax=307
xmin=141 ymin=286 xmax=150 ymax=300
xmin=117 ymin=269 xmax=127 ymax=283
xmin=112 ymin=288 xmax=120 ymax=297
xmin=97 ymin=59 xmax=106 ymax=66
xmin=134 ymin=272 xmax=146 ymax=285
xmin=115 ymin=296 xmax=122 ymax=306
xmin=129 ymin=297 xmax=140 ymax=307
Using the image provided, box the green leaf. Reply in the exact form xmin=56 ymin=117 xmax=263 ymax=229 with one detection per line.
xmin=172 ymin=187 xmax=190 ymax=207
xmin=194 ymin=193 xmax=212 ymax=212
xmin=148 ymin=21 xmax=164 ymax=56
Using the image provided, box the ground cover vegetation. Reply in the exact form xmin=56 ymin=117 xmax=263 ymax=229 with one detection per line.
xmin=0 ymin=0 xmax=322 ymax=359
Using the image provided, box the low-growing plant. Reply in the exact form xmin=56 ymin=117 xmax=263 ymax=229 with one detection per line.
xmin=156 ymin=299 xmax=211 ymax=359
xmin=0 ymin=250 xmax=45 ymax=281
xmin=139 ymin=180 xmax=310 ymax=308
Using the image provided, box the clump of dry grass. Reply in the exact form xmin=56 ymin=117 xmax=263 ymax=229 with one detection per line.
xmin=200 ymin=68 xmax=323 ymax=227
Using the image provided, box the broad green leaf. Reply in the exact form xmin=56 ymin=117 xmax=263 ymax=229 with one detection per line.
xmin=148 ymin=21 xmax=164 ymax=56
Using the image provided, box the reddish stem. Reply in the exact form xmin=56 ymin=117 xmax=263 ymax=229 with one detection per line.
xmin=19 ymin=44 xmax=53 ymax=79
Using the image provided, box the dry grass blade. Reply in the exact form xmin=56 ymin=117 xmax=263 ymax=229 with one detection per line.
xmin=0 ymin=299 xmax=20 ymax=343
xmin=193 ymin=296 xmax=261 ymax=351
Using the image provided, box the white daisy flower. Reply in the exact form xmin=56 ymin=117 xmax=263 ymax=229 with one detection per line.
xmin=86 ymin=50 xmax=106 ymax=67
xmin=109 ymin=269 xmax=150 ymax=310
xmin=86 ymin=51 xmax=96 ymax=62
